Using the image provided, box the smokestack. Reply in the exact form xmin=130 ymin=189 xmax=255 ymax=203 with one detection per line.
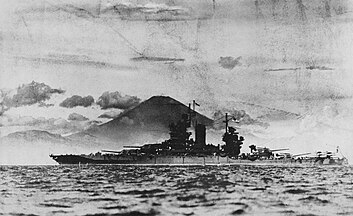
xmin=195 ymin=123 xmax=206 ymax=147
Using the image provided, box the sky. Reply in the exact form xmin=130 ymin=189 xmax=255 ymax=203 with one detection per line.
xmin=1 ymin=0 xmax=353 ymax=161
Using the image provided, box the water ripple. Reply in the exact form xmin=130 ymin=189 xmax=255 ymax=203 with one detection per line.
xmin=0 ymin=165 xmax=352 ymax=215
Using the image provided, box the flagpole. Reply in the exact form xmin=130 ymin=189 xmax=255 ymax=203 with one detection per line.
xmin=225 ymin=113 xmax=228 ymax=133
xmin=192 ymin=100 xmax=200 ymax=127
xmin=192 ymin=100 xmax=196 ymax=114
xmin=192 ymin=100 xmax=198 ymax=144
xmin=188 ymin=103 xmax=192 ymax=127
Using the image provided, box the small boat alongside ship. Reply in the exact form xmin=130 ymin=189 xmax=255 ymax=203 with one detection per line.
xmin=50 ymin=101 xmax=348 ymax=166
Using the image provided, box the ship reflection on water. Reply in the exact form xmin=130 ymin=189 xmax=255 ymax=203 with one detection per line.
xmin=1 ymin=165 xmax=353 ymax=215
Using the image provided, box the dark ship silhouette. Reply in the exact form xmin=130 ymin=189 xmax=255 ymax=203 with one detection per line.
xmin=50 ymin=100 xmax=348 ymax=166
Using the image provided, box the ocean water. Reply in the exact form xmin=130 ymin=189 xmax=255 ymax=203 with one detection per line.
xmin=1 ymin=165 xmax=353 ymax=216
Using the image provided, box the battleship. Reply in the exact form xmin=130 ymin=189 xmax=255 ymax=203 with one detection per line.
xmin=50 ymin=101 xmax=348 ymax=166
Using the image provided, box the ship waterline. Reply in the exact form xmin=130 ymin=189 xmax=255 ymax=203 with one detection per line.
xmin=50 ymin=154 xmax=348 ymax=166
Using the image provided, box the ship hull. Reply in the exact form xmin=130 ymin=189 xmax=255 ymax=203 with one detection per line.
xmin=50 ymin=154 xmax=348 ymax=166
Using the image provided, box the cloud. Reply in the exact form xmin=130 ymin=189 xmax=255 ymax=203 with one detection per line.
xmin=98 ymin=110 xmax=122 ymax=119
xmin=14 ymin=54 xmax=137 ymax=71
xmin=0 ymin=114 xmax=96 ymax=135
xmin=0 ymin=89 xmax=12 ymax=116
xmin=298 ymin=104 xmax=353 ymax=133
xmin=107 ymin=2 xmax=188 ymax=14
xmin=218 ymin=56 xmax=242 ymax=69
xmin=60 ymin=95 xmax=94 ymax=108
xmin=119 ymin=116 xmax=134 ymax=125
xmin=89 ymin=120 xmax=102 ymax=125
xmin=101 ymin=2 xmax=194 ymax=21
xmin=213 ymin=109 xmax=269 ymax=128
xmin=0 ymin=103 xmax=9 ymax=116
xmin=0 ymin=115 xmax=77 ymax=128
xmin=0 ymin=107 xmax=6 ymax=116
xmin=2 ymin=81 xmax=65 ymax=110
xmin=38 ymin=102 xmax=55 ymax=108
xmin=0 ymin=115 xmax=47 ymax=127
xmin=97 ymin=91 xmax=141 ymax=110
xmin=270 ymin=103 xmax=353 ymax=163
xmin=68 ymin=113 xmax=89 ymax=121
xmin=237 ymin=101 xmax=302 ymax=121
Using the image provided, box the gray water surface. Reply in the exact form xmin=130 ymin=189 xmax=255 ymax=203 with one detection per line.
xmin=1 ymin=165 xmax=353 ymax=215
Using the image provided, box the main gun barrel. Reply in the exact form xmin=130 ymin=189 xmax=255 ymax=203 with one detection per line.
xmin=123 ymin=146 xmax=142 ymax=149
xmin=271 ymin=148 xmax=289 ymax=152
xmin=292 ymin=152 xmax=311 ymax=157
xmin=101 ymin=150 xmax=122 ymax=154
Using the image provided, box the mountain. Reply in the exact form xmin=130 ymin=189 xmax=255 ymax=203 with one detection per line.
xmin=69 ymin=96 xmax=214 ymax=148
xmin=0 ymin=130 xmax=85 ymax=165
xmin=2 ymin=130 xmax=68 ymax=143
